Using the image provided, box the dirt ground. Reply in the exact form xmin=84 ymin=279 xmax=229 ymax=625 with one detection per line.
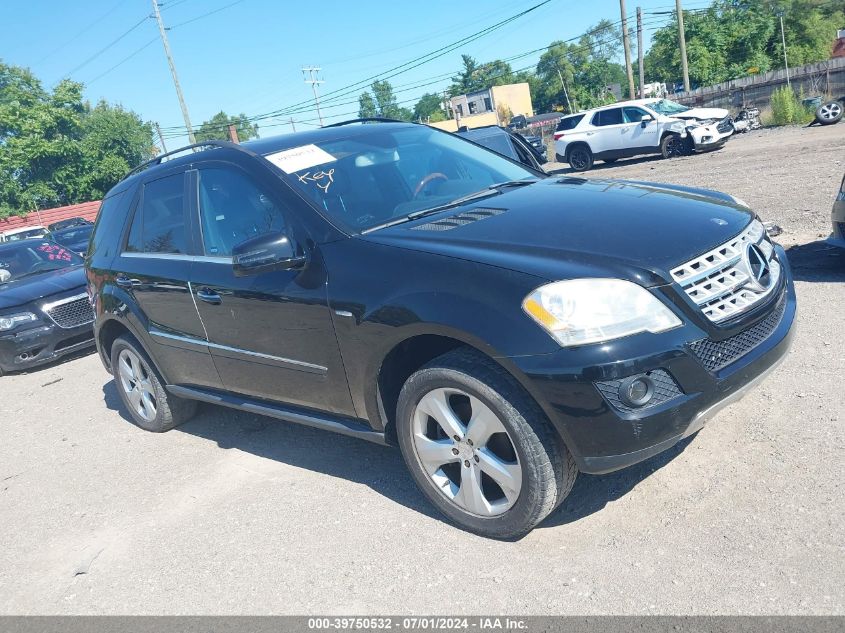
xmin=1 ymin=124 xmax=843 ymax=615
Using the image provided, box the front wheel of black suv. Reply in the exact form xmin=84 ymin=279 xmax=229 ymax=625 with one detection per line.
xmin=110 ymin=335 xmax=197 ymax=432
xmin=396 ymin=348 xmax=577 ymax=539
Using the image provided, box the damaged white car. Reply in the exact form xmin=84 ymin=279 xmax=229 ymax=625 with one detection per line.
xmin=554 ymin=99 xmax=734 ymax=172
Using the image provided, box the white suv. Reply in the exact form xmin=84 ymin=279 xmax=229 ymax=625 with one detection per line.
xmin=553 ymin=99 xmax=734 ymax=172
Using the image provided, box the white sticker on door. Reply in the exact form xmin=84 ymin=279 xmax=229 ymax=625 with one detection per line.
xmin=264 ymin=144 xmax=336 ymax=174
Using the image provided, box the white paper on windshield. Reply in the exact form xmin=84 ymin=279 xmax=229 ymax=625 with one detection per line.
xmin=264 ymin=144 xmax=336 ymax=173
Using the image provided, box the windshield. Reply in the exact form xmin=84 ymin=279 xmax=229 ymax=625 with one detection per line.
xmin=6 ymin=228 xmax=46 ymax=241
xmin=0 ymin=241 xmax=82 ymax=284
xmin=53 ymin=226 xmax=93 ymax=243
xmin=649 ymin=99 xmax=690 ymax=115
xmin=271 ymin=125 xmax=537 ymax=232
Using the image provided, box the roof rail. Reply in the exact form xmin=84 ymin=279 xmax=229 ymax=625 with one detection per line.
xmin=324 ymin=117 xmax=417 ymax=128
xmin=124 ymin=140 xmax=259 ymax=179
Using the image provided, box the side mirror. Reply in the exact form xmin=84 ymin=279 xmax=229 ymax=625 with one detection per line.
xmin=640 ymin=114 xmax=654 ymax=128
xmin=232 ymin=232 xmax=305 ymax=277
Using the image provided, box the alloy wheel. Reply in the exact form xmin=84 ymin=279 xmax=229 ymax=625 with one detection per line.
xmin=665 ymin=136 xmax=685 ymax=157
xmin=570 ymin=150 xmax=589 ymax=170
xmin=819 ymin=102 xmax=842 ymax=121
xmin=410 ymin=387 xmax=522 ymax=517
xmin=117 ymin=348 xmax=158 ymax=423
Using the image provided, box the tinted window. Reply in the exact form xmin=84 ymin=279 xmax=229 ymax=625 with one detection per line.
xmin=126 ymin=174 xmax=186 ymax=254
xmin=198 ymin=168 xmax=287 ymax=257
xmin=556 ymin=114 xmax=584 ymax=131
xmin=623 ymin=107 xmax=648 ymax=123
xmin=592 ymin=109 xmax=624 ymax=126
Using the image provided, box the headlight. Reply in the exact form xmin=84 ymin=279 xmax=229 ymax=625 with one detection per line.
xmin=0 ymin=312 xmax=37 ymax=331
xmin=522 ymin=279 xmax=682 ymax=347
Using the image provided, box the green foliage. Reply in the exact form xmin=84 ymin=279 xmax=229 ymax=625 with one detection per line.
xmin=644 ymin=0 xmax=843 ymax=86
xmin=413 ymin=92 xmax=446 ymax=122
xmin=448 ymin=55 xmax=517 ymax=96
xmin=357 ymin=80 xmax=413 ymax=121
xmin=195 ymin=111 xmax=259 ymax=142
xmin=531 ymin=19 xmax=627 ymax=113
xmin=767 ymin=86 xmax=814 ymax=125
xmin=0 ymin=61 xmax=154 ymax=218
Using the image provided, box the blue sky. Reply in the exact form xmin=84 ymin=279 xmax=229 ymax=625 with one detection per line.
xmin=4 ymin=0 xmax=711 ymax=148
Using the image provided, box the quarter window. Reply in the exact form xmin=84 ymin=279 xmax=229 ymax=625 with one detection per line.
xmin=197 ymin=168 xmax=287 ymax=257
xmin=126 ymin=173 xmax=186 ymax=254
xmin=592 ymin=108 xmax=624 ymax=126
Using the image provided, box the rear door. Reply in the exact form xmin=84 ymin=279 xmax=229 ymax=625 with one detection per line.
xmin=187 ymin=160 xmax=355 ymax=417
xmin=112 ymin=170 xmax=221 ymax=388
xmin=588 ymin=107 xmax=626 ymax=155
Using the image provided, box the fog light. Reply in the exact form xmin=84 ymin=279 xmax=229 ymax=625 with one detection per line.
xmin=619 ymin=375 xmax=655 ymax=407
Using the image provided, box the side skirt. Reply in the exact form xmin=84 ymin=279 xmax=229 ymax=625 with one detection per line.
xmin=166 ymin=384 xmax=389 ymax=446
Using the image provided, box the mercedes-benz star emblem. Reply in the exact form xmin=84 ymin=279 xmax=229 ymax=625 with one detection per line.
xmin=744 ymin=243 xmax=771 ymax=292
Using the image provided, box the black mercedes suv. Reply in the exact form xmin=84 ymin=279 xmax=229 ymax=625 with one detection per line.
xmin=86 ymin=120 xmax=795 ymax=538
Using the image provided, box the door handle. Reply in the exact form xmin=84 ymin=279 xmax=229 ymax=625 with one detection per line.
xmin=115 ymin=275 xmax=139 ymax=289
xmin=196 ymin=288 xmax=222 ymax=305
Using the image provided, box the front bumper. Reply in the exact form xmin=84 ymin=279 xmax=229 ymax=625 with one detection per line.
xmin=510 ymin=251 xmax=796 ymax=475
xmin=0 ymin=320 xmax=94 ymax=373
xmin=688 ymin=125 xmax=732 ymax=151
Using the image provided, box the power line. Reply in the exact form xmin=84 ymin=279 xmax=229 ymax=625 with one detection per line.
xmin=85 ymin=37 xmax=159 ymax=85
xmin=53 ymin=14 xmax=151 ymax=84
xmin=169 ymin=0 xmax=246 ymax=29
xmin=33 ymin=0 xmax=124 ymax=67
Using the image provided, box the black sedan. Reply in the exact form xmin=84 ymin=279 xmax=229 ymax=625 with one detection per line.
xmin=49 ymin=224 xmax=94 ymax=256
xmin=0 ymin=239 xmax=95 ymax=375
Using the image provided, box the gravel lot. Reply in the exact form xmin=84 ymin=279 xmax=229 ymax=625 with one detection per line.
xmin=1 ymin=124 xmax=843 ymax=615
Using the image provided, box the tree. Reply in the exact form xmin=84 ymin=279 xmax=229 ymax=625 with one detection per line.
xmin=358 ymin=92 xmax=377 ymax=118
xmin=0 ymin=61 xmax=155 ymax=218
xmin=531 ymin=19 xmax=627 ymax=113
xmin=448 ymin=55 xmax=516 ymax=96
xmin=413 ymin=92 xmax=446 ymax=122
xmin=644 ymin=0 xmax=843 ymax=86
xmin=357 ymin=80 xmax=412 ymax=121
xmin=195 ymin=111 xmax=258 ymax=142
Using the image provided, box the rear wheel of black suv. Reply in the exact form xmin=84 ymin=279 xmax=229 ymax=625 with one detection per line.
xmin=396 ymin=348 xmax=576 ymax=539
xmin=111 ymin=335 xmax=197 ymax=432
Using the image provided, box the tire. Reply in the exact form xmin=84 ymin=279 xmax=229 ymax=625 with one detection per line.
xmin=567 ymin=145 xmax=594 ymax=172
xmin=110 ymin=335 xmax=197 ymax=432
xmin=661 ymin=134 xmax=686 ymax=159
xmin=396 ymin=348 xmax=577 ymax=539
xmin=815 ymin=101 xmax=843 ymax=126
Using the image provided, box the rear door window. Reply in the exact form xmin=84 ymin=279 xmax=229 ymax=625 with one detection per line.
xmin=125 ymin=173 xmax=187 ymax=254
xmin=556 ymin=115 xmax=584 ymax=131
xmin=592 ymin=109 xmax=624 ymax=127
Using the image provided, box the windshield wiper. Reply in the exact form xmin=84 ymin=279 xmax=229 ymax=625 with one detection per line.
xmin=363 ymin=179 xmax=537 ymax=234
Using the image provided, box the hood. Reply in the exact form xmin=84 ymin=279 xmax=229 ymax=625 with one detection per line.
xmin=674 ymin=106 xmax=729 ymax=121
xmin=0 ymin=266 xmax=86 ymax=310
xmin=364 ymin=178 xmax=753 ymax=286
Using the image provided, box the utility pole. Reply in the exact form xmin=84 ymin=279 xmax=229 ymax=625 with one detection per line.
xmin=154 ymin=122 xmax=168 ymax=154
xmin=227 ymin=124 xmax=239 ymax=143
xmin=777 ymin=11 xmax=790 ymax=88
xmin=676 ymin=0 xmax=691 ymax=92
xmin=302 ymin=67 xmax=325 ymax=126
xmin=620 ymin=0 xmax=636 ymax=99
xmin=637 ymin=7 xmax=645 ymax=98
xmin=151 ymin=0 xmax=195 ymax=144
xmin=555 ymin=67 xmax=573 ymax=113
xmin=289 ymin=117 xmax=297 ymax=132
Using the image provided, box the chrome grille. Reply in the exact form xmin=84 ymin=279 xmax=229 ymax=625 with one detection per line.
xmin=670 ymin=220 xmax=781 ymax=323
xmin=43 ymin=293 xmax=94 ymax=329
